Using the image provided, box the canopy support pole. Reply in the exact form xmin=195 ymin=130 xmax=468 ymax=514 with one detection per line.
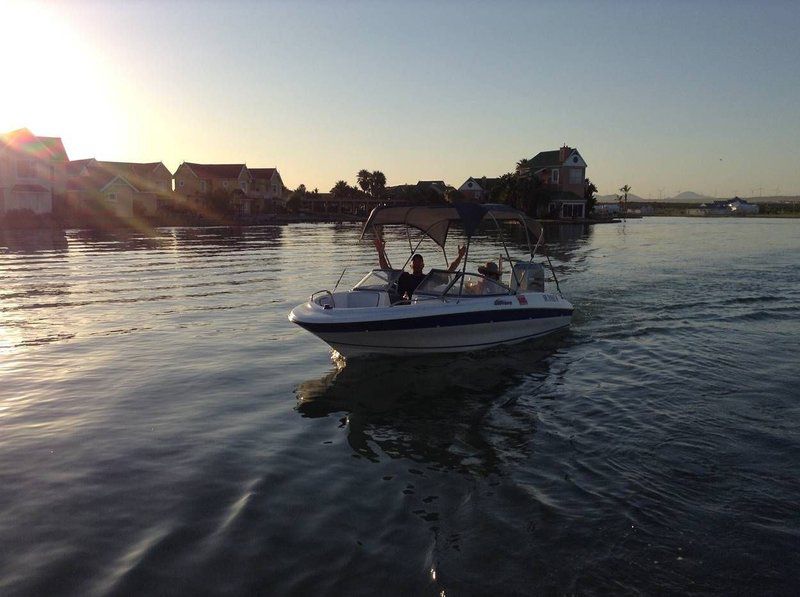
xmin=455 ymin=238 xmax=471 ymax=304
xmin=487 ymin=212 xmax=522 ymax=293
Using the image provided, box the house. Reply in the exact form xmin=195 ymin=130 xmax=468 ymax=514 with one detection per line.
xmin=66 ymin=169 xmax=136 ymax=218
xmin=595 ymin=202 xmax=622 ymax=215
xmin=458 ymin=177 xmax=501 ymax=202
xmin=387 ymin=180 xmax=453 ymax=204
xmin=517 ymin=145 xmax=588 ymax=219
xmin=416 ymin=180 xmax=451 ymax=196
xmin=249 ymin=167 xmax=285 ymax=213
xmin=173 ymin=162 xmax=253 ymax=216
xmin=0 ymin=128 xmax=69 ymax=215
xmin=65 ymin=159 xmax=174 ymax=218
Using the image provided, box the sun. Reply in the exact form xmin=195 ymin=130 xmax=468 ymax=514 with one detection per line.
xmin=0 ymin=0 xmax=127 ymax=158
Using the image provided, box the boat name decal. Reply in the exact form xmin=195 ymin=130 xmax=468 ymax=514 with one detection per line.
xmin=494 ymin=299 xmax=513 ymax=306
xmin=543 ymin=294 xmax=558 ymax=302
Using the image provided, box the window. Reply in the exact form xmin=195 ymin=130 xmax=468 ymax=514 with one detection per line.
xmin=17 ymin=160 xmax=35 ymax=178
xmin=240 ymin=181 xmax=246 ymax=190
xmin=223 ymin=181 xmax=229 ymax=189
xmin=450 ymin=274 xmax=509 ymax=297
xmin=200 ymin=180 xmax=206 ymax=192
xmin=353 ymin=269 xmax=403 ymax=292
xmin=415 ymin=270 xmax=510 ymax=298
xmin=562 ymin=203 xmax=584 ymax=218
xmin=107 ymin=193 xmax=117 ymax=203
xmin=550 ymin=169 xmax=559 ymax=184
xmin=179 ymin=180 xmax=185 ymax=188
xmin=569 ymin=169 xmax=582 ymax=184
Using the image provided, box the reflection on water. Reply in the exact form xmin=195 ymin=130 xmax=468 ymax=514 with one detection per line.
xmin=2 ymin=219 xmax=799 ymax=596
xmin=67 ymin=225 xmax=284 ymax=252
xmin=0 ymin=229 xmax=68 ymax=254
xmin=296 ymin=340 xmax=562 ymax=474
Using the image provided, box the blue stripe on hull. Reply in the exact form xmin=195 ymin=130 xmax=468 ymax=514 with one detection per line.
xmin=293 ymin=307 xmax=573 ymax=334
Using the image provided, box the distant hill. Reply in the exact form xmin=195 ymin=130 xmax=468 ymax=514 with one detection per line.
xmin=596 ymin=191 xmax=799 ymax=204
xmin=673 ymin=191 xmax=711 ymax=201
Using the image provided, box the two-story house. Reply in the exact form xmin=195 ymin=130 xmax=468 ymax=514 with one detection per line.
xmin=66 ymin=159 xmax=174 ymax=219
xmin=517 ymin=145 xmax=588 ymax=219
xmin=249 ymin=167 xmax=285 ymax=213
xmin=173 ymin=162 xmax=253 ymax=216
xmin=0 ymin=128 xmax=69 ymax=215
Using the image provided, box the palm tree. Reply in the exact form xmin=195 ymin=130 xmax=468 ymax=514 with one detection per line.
xmin=330 ymin=180 xmax=352 ymax=199
xmin=619 ymin=184 xmax=632 ymax=214
xmin=356 ymin=170 xmax=371 ymax=194
xmin=584 ymin=178 xmax=598 ymax=214
xmin=370 ymin=170 xmax=386 ymax=198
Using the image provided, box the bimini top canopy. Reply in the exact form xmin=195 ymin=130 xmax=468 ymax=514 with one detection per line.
xmin=360 ymin=203 xmax=543 ymax=250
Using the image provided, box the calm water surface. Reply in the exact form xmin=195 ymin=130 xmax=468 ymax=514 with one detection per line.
xmin=1 ymin=218 xmax=798 ymax=595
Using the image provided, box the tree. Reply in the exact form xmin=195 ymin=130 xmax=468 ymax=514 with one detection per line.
xmin=330 ymin=180 xmax=354 ymax=199
xmin=286 ymin=184 xmax=307 ymax=213
xmin=207 ymin=188 xmax=234 ymax=219
xmin=370 ymin=170 xmax=386 ymax=198
xmin=285 ymin=195 xmax=302 ymax=213
xmin=444 ymin=189 xmax=466 ymax=204
xmin=356 ymin=169 xmax=387 ymax=198
xmin=488 ymin=171 xmax=546 ymax=216
xmin=584 ymin=178 xmax=598 ymax=214
xmin=356 ymin=170 xmax=371 ymax=194
xmin=619 ymin=184 xmax=631 ymax=214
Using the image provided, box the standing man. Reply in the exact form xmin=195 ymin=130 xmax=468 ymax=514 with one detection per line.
xmin=375 ymin=238 xmax=466 ymax=298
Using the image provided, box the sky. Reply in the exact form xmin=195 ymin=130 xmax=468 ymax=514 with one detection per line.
xmin=1 ymin=0 xmax=799 ymax=199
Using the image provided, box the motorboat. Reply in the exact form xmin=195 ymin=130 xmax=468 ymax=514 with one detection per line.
xmin=289 ymin=203 xmax=573 ymax=357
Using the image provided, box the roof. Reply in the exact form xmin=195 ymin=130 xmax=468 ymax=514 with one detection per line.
xmin=67 ymin=168 xmax=117 ymax=191
xmin=466 ymin=176 xmax=501 ymax=189
xmin=37 ymin=136 xmax=69 ymax=161
xmin=95 ymin=160 xmax=164 ymax=177
xmin=182 ymin=162 xmax=247 ymax=179
xmin=525 ymin=150 xmax=562 ymax=169
xmin=67 ymin=158 xmax=95 ymax=175
xmin=249 ymin=168 xmax=277 ymax=179
xmin=99 ymin=176 xmax=139 ymax=193
xmin=67 ymin=161 xmax=168 ymax=193
xmin=0 ymin=128 xmax=69 ymax=162
xmin=11 ymin=183 xmax=50 ymax=193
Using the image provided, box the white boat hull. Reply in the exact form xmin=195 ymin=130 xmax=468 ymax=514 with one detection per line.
xmin=289 ymin=291 xmax=573 ymax=358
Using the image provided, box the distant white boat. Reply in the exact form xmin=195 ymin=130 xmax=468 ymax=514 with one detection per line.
xmin=289 ymin=203 xmax=573 ymax=357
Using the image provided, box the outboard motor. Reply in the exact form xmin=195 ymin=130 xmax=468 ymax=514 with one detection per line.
xmin=510 ymin=262 xmax=545 ymax=292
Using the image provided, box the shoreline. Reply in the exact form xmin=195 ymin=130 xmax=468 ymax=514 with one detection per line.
xmin=1 ymin=213 xmax=798 ymax=234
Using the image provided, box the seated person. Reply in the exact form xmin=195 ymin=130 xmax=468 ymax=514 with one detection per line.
xmin=468 ymin=261 xmax=503 ymax=295
xmin=375 ymin=238 xmax=466 ymax=299
xmin=478 ymin=261 xmax=501 ymax=283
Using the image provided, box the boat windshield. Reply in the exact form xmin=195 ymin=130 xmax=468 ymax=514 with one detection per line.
xmin=353 ymin=269 xmax=403 ymax=292
xmin=414 ymin=269 xmax=511 ymax=298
